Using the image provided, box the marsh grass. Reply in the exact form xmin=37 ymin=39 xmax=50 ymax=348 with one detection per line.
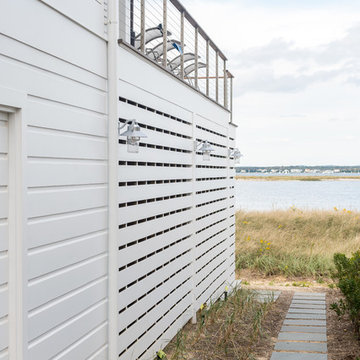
xmin=164 ymin=288 xmax=273 ymax=360
xmin=236 ymin=208 xmax=360 ymax=277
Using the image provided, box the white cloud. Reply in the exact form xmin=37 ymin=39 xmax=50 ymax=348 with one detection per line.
xmin=182 ymin=0 xmax=360 ymax=166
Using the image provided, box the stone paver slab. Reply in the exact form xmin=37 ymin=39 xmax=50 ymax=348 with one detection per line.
xmin=293 ymin=298 xmax=326 ymax=303
xmin=288 ymin=308 xmax=326 ymax=314
xmin=284 ymin=319 xmax=326 ymax=326
xmin=295 ymin=292 xmax=325 ymax=296
xmin=275 ymin=341 xmax=327 ymax=353
xmin=278 ymin=332 xmax=327 ymax=342
xmin=271 ymin=352 xmax=327 ymax=360
xmin=281 ymin=325 xmax=327 ymax=333
xmin=292 ymin=301 xmax=326 ymax=306
xmin=286 ymin=313 xmax=326 ymax=320
xmin=290 ymin=304 xmax=326 ymax=309
xmin=253 ymin=290 xmax=281 ymax=303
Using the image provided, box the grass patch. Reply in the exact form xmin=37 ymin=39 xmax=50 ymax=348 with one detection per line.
xmin=164 ymin=288 xmax=273 ymax=360
xmin=236 ymin=208 xmax=360 ymax=278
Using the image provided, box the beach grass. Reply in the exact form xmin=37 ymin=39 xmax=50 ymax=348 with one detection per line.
xmin=164 ymin=287 xmax=273 ymax=360
xmin=235 ymin=208 xmax=360 ymax=278
xmin=235 ymin=175 xmax=360 ymax=181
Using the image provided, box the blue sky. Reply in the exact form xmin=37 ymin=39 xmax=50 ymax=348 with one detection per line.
xmin=181 ymin=0 xmax=360 ymax=166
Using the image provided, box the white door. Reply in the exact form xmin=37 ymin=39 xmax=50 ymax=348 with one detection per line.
xmin=0 ymin=110 xmax=9 ymax=358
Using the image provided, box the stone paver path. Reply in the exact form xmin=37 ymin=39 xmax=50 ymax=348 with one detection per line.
xmin=271 ymin=292 xmax=327 ymax=360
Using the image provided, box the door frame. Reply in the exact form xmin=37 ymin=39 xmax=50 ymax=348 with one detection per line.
xmin=0 ymin=86 xmax=28 ymax=360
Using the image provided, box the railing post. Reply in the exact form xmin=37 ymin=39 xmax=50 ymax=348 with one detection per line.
xmin=224 ymin=59 xmax=228 ymax=108
xmin=230 ymin=74 xmax=233 ymax=122
xmin=162 ymin=0 xmax=168 ymax=68
xmin=180 ymin=11 xmax=185 ymax=79
xmin=216 ymin=51 xmax=219 ymax=103
xmin=130 ymin=0 xmax=135 ymax=46
xmin=206 ymin=40 xmax=209 ymax=96
xmin=140 ymin=0 xmax=145 ymax=53
xmin=195 ymin=27 xmax=199 ymax=89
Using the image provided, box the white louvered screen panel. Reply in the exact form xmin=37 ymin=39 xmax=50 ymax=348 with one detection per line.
xmin=194 ymin=116 xmax=234 ymax=308
xmin=0 ymin=111 xmax=9 ymax=359
xmin=118 ymin=94 xmax=236 ymax=360
xmin=118 ymin=97 xmax=194 ymax=360
xmin=227 ymin=126 xmax=237 ymax=283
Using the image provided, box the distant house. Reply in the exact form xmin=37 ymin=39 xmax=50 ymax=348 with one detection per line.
xmin=0 ymin=0 xmax=237 ymax=359
xmin=290 ymin=169 xmax=303 ymax=173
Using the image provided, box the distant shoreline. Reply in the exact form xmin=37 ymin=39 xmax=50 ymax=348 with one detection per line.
xmin=235 ymin=175 xmax=360 ymax=181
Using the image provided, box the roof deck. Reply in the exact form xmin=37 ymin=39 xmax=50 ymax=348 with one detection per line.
xmin=118 ymin=0 xmax=234 ymax=118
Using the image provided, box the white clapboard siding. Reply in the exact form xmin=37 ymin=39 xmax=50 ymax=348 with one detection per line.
xmin=28 ymin=277 xmax=107 ymax=341
xmin=27 ymin=128 xmax=107 ymax=160
xmin=28 ymin=160 xmax=107 ymax=187
xmin=0 ymin=112 xmax=8 ymax=357
xmin=28 ymin=231 xmax=107 ymax=279
xmin=28 ymin=254 xmax=107 ymax=310
xmin=1 ymin=0 xmax=109 ymax=357
xmin=27 ymin=208 xmax=107 ymax=249
xmin=0 ymin=58 xmax=106 ymax=115
xmin=0 ymin=191 xmax=8 ymax=222
xmin=0 ymin=317 xmax=9 ymax=353
xmin=0 ymin=158 xmax=7 ymax=187
xmin=50 ymin=323 xmax=108 ymax=360
xmin=27 ymin=99 xmax=107 ymax=137
xmin=0 ymin=35 xmax=106 ymax=94
xmin=38 ymin=0 xmax=106 ymax=39
xmin=0 ymin=0 xmax=107 ymax=78
xmin=28 ymin=301 xmax=107 ymax=360
xmin=27 ymin=186 xmax=107 ymax=218
xmin=0 ymin=287 xmax=8 ymax=319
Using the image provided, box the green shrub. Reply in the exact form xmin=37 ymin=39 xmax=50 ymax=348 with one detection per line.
xmin=331 ymin=251 xmax=360 ymax=335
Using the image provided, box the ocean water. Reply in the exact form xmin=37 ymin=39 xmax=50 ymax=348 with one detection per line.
xmin=235 ymin=176 xmax=360 ymax=211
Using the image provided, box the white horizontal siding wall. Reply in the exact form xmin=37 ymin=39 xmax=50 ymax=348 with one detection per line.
xmin=0 ymin=2 xmax=236 ymax=358
xmin=0 ymin=0 xmax=108 ymax=358
xmin=0 ymin=112 xmax=9 ymax=360
xmin=117 ymin=46 xmax=236 ymax=360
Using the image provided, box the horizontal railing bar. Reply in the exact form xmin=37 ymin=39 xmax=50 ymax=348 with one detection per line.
xmin=185 ymin=76 xmax=227 ymax=80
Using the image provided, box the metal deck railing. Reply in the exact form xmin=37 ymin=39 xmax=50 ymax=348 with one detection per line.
xmin=118 ymin=0 xmax=234 ymax=115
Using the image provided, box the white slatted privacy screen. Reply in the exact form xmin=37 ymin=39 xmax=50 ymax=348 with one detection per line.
xmin=117 ymin=95 xmax=236 ymax=360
